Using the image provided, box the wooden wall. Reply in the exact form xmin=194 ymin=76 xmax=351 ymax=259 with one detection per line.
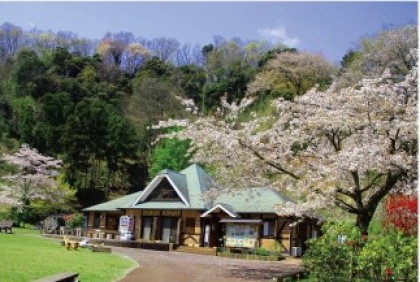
xmin=180 ymin=210 xmax=202 ymax=247
xmin=86 ymin=209 xmax=319 ymax=251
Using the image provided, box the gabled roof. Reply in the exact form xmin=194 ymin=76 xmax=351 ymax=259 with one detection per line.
xmin=82 ymin=191 xmax=142 ymax=212
xmin=200 ymin=203 xmax=239 ymax=218
xmin=133 ymin=170 xmax=190 ymax=207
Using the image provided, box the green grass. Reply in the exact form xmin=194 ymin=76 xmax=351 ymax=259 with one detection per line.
xmin=0 ymin=228 xmax=137 ymax=282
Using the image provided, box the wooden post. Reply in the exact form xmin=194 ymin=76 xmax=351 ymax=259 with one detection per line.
xmin=176 ymin=217 xmax=182 ymax=245
xmin=152 ymin=217 xmax=157 ymax=241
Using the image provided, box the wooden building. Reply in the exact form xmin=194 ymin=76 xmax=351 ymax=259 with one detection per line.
xmin=83 ymin=164 xmax=319 ymax=253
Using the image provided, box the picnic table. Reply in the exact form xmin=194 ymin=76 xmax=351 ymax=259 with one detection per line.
xmin=62 ymin=236 xmax=79 ymax=250
xmin=0 ymin=220 xmax=13 ymax=233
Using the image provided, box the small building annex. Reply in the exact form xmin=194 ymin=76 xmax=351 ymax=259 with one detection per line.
xmin=83 ymin=164 xmax=319 ymax=253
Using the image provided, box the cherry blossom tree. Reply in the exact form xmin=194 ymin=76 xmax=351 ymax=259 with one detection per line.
xmin=0 ymin=144 xmax=72 ymax=209
xmin=156 ymin=48 xmax=417 ymax=235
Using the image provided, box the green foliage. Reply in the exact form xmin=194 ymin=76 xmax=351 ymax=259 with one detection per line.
xmin=10 ymin=96 xmax=35 ymax=143
xmin=340 ymin=49 xmax=362 ymax=70
xmin=172 ymin=64 xmax=207 ymax=107
xmin=270 ymin=87 xmax=296 ymax=100
xmin=304 ymin=222 xmax=418 ymax=282
xmin=253 ymin=247 xmax=282 ymax=257
xmin=149 ymin=138 xmax=192 ymax=177
xmin=65 ymin=212 xmax=85 ymax=228
xmin=125 ymin=76 xmax=186 ymax=129
xmin=357 ymin=229 xmax=417 ymax=281
xmin=304 ymin=222 xmax=360 ymax=281
xmin=61 ymin=98 xmax=142 ymax=204
xmin=12 ymin=48 xmax=48 ymax=98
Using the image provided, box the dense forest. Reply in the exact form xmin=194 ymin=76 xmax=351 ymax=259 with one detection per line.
xmin=0 ymin=21 xmax=416 ymax=224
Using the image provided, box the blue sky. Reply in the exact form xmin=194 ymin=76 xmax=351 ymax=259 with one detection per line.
xmin=0 ymin=2 xmax=417 ymax=64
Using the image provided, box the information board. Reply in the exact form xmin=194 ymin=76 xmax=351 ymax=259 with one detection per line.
xmin=225 ymin=223 xmax=258 ymax=248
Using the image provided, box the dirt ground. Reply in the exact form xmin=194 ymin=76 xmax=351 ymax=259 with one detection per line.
xmin=112 ymin=246 xmax=304 ymax=282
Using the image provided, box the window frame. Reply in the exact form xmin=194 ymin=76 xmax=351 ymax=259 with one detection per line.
xmin=262 ymin=219 xmax=276 ymax=238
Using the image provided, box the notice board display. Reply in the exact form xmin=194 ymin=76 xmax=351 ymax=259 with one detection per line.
xmin=225 ymin=223 xmax=258 ymax=248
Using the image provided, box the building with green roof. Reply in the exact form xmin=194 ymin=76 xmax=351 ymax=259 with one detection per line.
xmin=83 ymin=164 xmax=318 ymax=253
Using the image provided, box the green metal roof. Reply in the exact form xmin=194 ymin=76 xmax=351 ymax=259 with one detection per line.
xmin=83 ymin=164 xmax=290 ymax=215
xmin=164 ymin=169 xmax=190 ymax=203
xmin=213 ymin=188 xmax=289 ymax=213
xmin=82 ymin=191 xmax=143 ymax=212
xmin=178 ymin=163 xmax=213 ymax=209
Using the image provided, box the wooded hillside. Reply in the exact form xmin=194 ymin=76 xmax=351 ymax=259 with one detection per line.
xmin=0 ymin=22 xmax=416 ymax=225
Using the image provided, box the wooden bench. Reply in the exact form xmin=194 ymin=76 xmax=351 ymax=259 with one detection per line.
xmin=63 ymin=236 xmax=79 ymax=250
xmin=0 ymin=220 xmax=13 ymax=233
xmin=273 ymin=271 xmax=307 ymax=281
xmin=33 ymin=272 xmax=79 ymax=282
xmin=91 ymin=245 xmax=112 ymax=253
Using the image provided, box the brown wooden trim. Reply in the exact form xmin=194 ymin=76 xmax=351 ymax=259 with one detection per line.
xmin=176 ymin=217 xmax=182 ymax=244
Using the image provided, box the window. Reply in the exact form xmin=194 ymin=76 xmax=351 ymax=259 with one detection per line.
xmin=185 ymin=218 xmax=196 ymax=234
xmin=142 ymin=217 xmax=153 ymax=241
xmin=93 ymin=213 xmax=100 ymax=228
xmin=263 ymin=220 xmax=275 ymax=237
xmin=161 ymin=217 xmax=178 ymax=243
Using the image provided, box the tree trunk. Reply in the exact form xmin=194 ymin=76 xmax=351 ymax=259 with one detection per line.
xmin=356 ymin=211 xmax=374 ymax=235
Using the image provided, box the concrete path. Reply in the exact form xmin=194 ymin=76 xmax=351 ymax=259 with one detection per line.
xmin=111 ymin=247 xmax=304 ymax=282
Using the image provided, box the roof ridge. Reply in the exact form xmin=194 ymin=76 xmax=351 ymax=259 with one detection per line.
xmin=158 ymin=168 xmax=185 ymax=176
xmin=193 ymin=163 xmax=205 ymax=193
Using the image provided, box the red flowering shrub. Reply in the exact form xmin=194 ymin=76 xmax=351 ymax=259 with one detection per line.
xmin=384 ymin=194 xmax=417 ymax=236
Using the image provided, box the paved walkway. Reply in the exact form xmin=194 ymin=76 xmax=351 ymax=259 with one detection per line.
xmin=112 ymin=247 xmax=304 ymax=282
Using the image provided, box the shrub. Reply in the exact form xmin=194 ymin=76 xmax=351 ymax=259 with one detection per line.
xmin=304 ymin=222 xmax=418 ymax=281
xmin=383 ymin=194 xmax=417 ymax=236
xmin=304 ymin=221 xmax=361 ymax=281
xmin=64 ymin=213 xmax=85 ymax=228
xmin=357 ymin=229 xmax=417 ymax=282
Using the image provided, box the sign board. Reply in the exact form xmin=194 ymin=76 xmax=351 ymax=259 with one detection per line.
xmin=225 ymin=223 xmax=258 ymax=248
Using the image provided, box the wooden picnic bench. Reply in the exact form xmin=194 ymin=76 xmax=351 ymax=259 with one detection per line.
xmin=0 ymin=220 xmax=13 ymax=233
xmin=273 ymin=270 xmax=308 ymax=281
xmin=62 ymin=236 xmax=79 ymax=250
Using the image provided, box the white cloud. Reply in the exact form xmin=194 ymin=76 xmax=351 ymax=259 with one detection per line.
xmin=258 ymin=25 xmax=300 ymax=48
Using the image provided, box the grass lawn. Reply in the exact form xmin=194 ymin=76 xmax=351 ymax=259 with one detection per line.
xmin=0 ymin=228 xmax=137 ymax=282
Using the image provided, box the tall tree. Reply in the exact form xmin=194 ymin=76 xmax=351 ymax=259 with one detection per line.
xmin=12 ymin=48 xmax=48 ymax=98
xmin=148 ymin=37 xmax=180 ymax=63
xmin=248 ymin=51 xmax=335 ymax=98
xmin=202 ymin=40 xmax=257 ymax=109
xmin=121 ymin=42 xmax=150 ymax=76
xmin=336 ymin=25 xmax=417 ymax=89
xmin=0 ymin=22 xmax=24 ymax=59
